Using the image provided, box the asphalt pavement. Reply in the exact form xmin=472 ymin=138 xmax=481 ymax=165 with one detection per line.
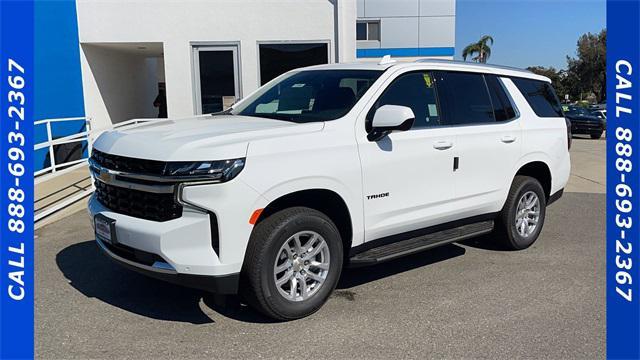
xmin=35 ymin=137 xmax=605 ymax=359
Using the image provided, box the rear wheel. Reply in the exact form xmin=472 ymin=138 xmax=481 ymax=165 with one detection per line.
xmin=240 ymin=207 xmax=343 ymax=320
xmin=495 ymin=175 xmax=547 ymax=250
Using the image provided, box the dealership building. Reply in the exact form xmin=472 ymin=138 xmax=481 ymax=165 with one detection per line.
xmin=33 ymin=0 xmax=455 ymax=222
xmin=76 ymin=0 xmax=455 ymax=127
xmin=35 ymin=0 xmax=455 ymax=165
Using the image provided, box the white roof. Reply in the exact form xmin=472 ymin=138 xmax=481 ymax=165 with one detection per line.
xmin=302 ymin=59 xmax=550 ymax=83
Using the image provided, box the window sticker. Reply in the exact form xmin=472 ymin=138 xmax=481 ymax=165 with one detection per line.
xmin=292 ymin=83 xmax=306 ymax=88
xmin=423 ymin=73 xmax=433 ymax=88
xmin=428 ymin=103 xmax=438 ymax=117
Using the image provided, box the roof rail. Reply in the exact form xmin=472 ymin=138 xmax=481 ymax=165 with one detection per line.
xmin=414 ymin=58 xmax=533 ymax=74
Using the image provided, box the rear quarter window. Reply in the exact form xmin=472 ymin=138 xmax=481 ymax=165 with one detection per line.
xmin=512 ymin=78 xmax=564 ymax=118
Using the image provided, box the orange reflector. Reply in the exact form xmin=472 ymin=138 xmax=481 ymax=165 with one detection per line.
xmin=249 ymin=209 xmax=264 ymax=225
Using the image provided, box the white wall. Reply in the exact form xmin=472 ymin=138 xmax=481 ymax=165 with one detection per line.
xmin=77 ymin=0 xmax=356 ymax=128
xmin=80 ymin=44 xmax=159 ymax=127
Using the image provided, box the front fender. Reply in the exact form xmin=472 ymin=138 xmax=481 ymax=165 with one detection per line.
xmin=254 ymin=176 xmax=365 ymax=248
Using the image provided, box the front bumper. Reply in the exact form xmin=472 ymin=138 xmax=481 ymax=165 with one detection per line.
xmin=95 ymin=236 xmax=239 ymax=294
xmin=88 ymin=173 xmax=267 ymax=292
xmin=571 ymin=120 xmax=604 ymax=134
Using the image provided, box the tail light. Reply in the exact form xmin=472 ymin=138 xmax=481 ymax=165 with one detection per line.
xmin=565 ymin=117 xmax=572 ymax=150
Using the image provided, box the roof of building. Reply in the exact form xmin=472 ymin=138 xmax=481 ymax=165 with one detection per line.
xmin=302 ymin=58 xmax=550 ymax=82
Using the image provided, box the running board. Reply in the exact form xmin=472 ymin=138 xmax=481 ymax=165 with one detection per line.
xmin=349 ymin=220 xmax=494 ymax=267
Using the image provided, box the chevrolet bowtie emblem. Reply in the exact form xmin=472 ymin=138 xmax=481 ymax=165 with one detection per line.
xmin=98 ymin=170 xmax=112 ymax=182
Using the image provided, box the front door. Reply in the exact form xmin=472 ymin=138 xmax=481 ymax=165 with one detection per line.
xmin=357 ymin=71 xmax=457 ymax=241
xmin=192 ymin=45 xmax=240 ymax=114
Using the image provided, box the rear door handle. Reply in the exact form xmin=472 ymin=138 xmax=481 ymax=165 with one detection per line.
xmin=433 ymin=140 xmax=453 ymax=150
xmin=501 ymin=135 xmax=517 ymax=144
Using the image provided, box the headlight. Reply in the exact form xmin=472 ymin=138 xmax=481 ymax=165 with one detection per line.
xmin=163 ymin=158 xmax=245 ymax=182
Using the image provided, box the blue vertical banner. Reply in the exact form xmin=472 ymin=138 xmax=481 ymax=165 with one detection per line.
xmin=0 ymin=0 xmax=35 ymax=359
xmin=607 ymin=0 xmax=640 ymax=359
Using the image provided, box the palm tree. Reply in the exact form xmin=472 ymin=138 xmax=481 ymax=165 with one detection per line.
xmin=462 ymin=35 xmax=494 ymax=63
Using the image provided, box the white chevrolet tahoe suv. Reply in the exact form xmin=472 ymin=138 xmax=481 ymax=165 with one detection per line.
xmin=88 ymin=60 xmax=570 ymax=320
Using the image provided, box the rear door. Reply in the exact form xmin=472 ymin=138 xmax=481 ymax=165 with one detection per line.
xmin=434 ymin=71 xmax=522 ymax=215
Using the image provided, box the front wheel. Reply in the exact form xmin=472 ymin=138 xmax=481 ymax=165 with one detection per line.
xmin=495 ymin=175 xmax=547 ymax=250
xmin=590 ymin=131 xmax=603 ymax=139
xmin=240 ymin=207 xmax=343 ymax=320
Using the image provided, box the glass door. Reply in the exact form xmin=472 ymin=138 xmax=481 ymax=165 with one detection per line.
xmin=192 ymin=45 xmax=240 ymax=114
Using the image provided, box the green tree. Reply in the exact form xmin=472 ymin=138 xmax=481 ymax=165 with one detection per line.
xmin=462 ymin=35 xmax=494 ymax=63
xmin=527 ymin=29 xmax=606 ymax=103
xmin=565 ymin=29 xmax=606 ymax=102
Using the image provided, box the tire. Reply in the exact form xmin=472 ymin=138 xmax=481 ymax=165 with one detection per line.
xmin=240 ymin=207 xmax=343 ymax=320
xmin=495 ymin=175 xmax=547 ymax=250
xmin=590 ymin=131 xmax=603 ymax=139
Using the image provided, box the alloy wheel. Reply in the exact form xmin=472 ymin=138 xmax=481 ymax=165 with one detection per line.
xmin=514 ymin=191 xmax=540 ymax=237
xmin=273 ymin=231 xmax=330 ymax=301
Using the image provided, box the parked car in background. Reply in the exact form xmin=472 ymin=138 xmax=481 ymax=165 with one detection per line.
xmin=591 ymin=109 xmax=607 ymax=128
xmin=563 ymin=105 xmax=605 ymax=139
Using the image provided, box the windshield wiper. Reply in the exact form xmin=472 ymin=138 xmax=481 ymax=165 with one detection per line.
xmin=244 ymin=113 xmax=296 ymax=122
xmin=211 ymin=108 xmax=233 ymax=116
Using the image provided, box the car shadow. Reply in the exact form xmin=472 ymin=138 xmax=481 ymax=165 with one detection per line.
xmin=57 ymin=240 xmax=467 ymax=324
xmin=56 ymin=240 xmax=215 ymax=324
xmin=337 ymin=243 xmax=466 ymax=289
xmin=458 ymin=233 xmax=512 ymax=251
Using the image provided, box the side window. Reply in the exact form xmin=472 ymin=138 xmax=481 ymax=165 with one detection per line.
xmin=485 ymin=75 xmax=517 ymax=121
xmin=434 ymin=71 xmax=495 ymax=126
xmin=366 ymin=71 xmax=441 ymax=131
xmin=512 ymin=78 xmax=563 ymax=117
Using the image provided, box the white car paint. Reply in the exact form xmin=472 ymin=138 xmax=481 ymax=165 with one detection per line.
xmin=88 ymin=60 xmax=570 ymax=281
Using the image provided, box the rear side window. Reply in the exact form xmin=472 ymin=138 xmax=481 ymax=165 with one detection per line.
xmin=485 ymin=75 xmax=517 ymax=121
xmin=366 ymin=71 xmax=441 ymax=131
xmin=434 ymin=71 xmax=495 ymax=126
xmin=512 ymin=78 xmax=563 ymax=117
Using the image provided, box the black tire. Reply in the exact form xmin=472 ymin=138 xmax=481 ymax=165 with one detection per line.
xmin=240 ymin=207 xmax=343 ymax=320
xmin=590 ymin=131 xmax=603 ymax=139
xmin=495 ymin=175 xmax=547 ymax=250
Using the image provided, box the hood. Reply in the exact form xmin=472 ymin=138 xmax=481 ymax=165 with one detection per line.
xmin=93 ymin=115 xmax=324 ymax=161
xmin=565 ymin=113 xmax=601 ymax=122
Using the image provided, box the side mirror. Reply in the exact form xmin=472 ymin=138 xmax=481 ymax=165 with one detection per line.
xmin=367 ymin=105 xmax=415 ymax=142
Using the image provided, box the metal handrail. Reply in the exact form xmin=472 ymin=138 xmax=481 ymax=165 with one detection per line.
xmin=34 ymin=116 xmax=160 ymax=223
xmin=34 ymin=117 xmax=158 ymax=179
xmin=34 ymin=116 xmax=87 ymax=126
xmin=34 ymin=117 xmax=91 ymax=179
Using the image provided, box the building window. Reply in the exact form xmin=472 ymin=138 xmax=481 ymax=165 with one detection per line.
xmin=356 ymin=21 xmax=381 ymax=41
xmin=258 ymin=43 xmax=329 ymax=85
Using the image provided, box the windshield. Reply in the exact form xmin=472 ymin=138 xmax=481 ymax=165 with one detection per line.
xmin=232 ymin=70 xmax=383 ymax=123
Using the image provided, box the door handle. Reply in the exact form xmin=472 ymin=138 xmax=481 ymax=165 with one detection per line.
xmin=501 ymin=135 xmax=517 ymax=144
xmin=433 ymin=140 xmax=453 ymax=150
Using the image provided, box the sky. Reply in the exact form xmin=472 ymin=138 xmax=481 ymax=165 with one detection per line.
xmin=455 ymin=0 xmax=606 ymax=70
